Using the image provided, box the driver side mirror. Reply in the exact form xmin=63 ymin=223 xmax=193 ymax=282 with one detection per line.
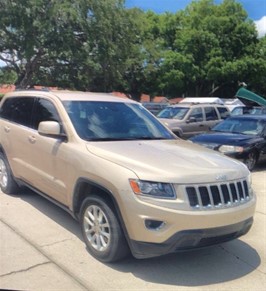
xmin=187 ymin=117 xmax=196 ymax=123
xmin=38 ymin=121 xmax=67 ymax=140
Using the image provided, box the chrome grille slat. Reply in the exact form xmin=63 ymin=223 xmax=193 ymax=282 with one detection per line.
xmin=207 ymin=185 xmax=214 ymax=206
xmin=237 ymin=182 xmax=244 ymax=200
xmin=230 ymin=183 xmax=238 ymax=202
xmin=185 ymin=179 xmax=250 ymax=209
xmin=227 ymin=184 xmax=234 ymax=204
xmin=221 ymin=184 xmax=232 ymax=205
xmin=218 ymin=184 xmax=225 ymax=205
xmin=196 ymin=187 xmax=203 ymax=207
xmin=235 ymin=183 xmax=241 ymax=201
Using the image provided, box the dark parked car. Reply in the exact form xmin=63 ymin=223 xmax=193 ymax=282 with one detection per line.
xmin=190 ymin=115 xmax=266 ymax=171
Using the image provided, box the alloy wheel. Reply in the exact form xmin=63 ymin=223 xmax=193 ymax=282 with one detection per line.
xmin=0 ymin=159 xmax=8 ymax=188
xmin=83 ymin=205 xmax=111 ymax=252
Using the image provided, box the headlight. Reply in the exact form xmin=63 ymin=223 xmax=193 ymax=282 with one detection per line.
xmin=219 ymin=145 xmax=244 ymax=154
xmin=129 ymin=179 xmax=176 ymax=199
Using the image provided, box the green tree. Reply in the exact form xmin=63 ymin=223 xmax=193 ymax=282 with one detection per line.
xmin=0 ymin=67 xmax=17 ymax=85
xmin=0 ymin=0 xmax=140 ymax=92
xmin=247 ymin=36 xmax=266 ymax=96
xmin=0 ymin=0 xmax=264 ymax=98
xmin=0 ymin=0 xmax=88 ymax=88
xmin=147 ymin=0 xmax=259 ymax=97
xmin=80 ymin=0 xmax=141 ymax=92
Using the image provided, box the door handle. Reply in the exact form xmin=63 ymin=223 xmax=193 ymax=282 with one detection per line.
xmin=28 ymin=136 xmax=36 ymax=144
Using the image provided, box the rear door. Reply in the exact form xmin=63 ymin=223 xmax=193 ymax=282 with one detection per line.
xmin=0 ymin=96 xmax=35 ymax=181
xmin=203 ymin=106 xmax=220 ymax=130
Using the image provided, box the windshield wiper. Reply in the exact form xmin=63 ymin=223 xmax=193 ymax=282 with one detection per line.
xmin=88 ymin=137 xmax=167 ymax=141
xmin=231 ymin=131 xmax=244 ymax=134
xmin=88 ymin=138 xmax=132 ymax=141
xmin=212 ymin=129 xmax=224 ymax=132
xmin=132 ymin=136 xmax=166 ymax=140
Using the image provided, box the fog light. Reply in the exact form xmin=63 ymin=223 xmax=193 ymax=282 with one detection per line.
xmin=145 ymin=219 xmax=165 ymax=231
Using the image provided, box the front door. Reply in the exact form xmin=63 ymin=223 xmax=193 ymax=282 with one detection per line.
xmin=27 ymin=98 xmax=70 ymax=204
xmin=182 ymin=107 xmax=205 ymax=138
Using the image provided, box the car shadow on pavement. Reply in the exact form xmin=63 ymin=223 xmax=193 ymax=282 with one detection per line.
xmin=17 ymin=188 xmax=83 ymax=241
xmin=253 ymin=161 xmax=266 ymax=172
xmin=109 ymin=241 xmax=261 ymax=287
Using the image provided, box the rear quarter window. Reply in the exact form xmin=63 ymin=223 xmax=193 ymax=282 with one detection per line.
xmin=217 ymin=107 xmax=230 ymax=119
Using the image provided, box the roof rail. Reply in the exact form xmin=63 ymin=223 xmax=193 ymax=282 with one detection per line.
xmin=180 ymin=101 xmax=223 ymax=105
xmin=179 ymin=97 xmax=224 ymax=105
xmin=15 ymin=87 xmax=50 ymax=92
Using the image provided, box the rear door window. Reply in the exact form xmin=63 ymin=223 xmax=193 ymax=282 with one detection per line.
xmin=0 ymin=97 xmax=34 ymax=127
xmin=204 ymin=107 xmax=219 ymax=121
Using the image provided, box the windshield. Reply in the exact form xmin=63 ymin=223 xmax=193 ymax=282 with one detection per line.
xmin=157 ymin=107 xmax=189 ymax=119
xmin=213 ymin=118 xmax=266 ymax=135
xmin=63 ymin=101 xmax=175 ymax=141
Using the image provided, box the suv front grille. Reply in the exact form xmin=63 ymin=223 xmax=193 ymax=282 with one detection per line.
xmin=185 ymin=179 xmax=250 ymax=209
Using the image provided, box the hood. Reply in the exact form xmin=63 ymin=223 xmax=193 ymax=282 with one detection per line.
xmin=158 ymin=118 xmax=182 ymax=128
xmin=191 ymin=132 xmax=259 ymax=145
xmin=236 ymin=87 xmax=266 ymax=107
xmin=86 ymin=139 xmax=248 ymax=184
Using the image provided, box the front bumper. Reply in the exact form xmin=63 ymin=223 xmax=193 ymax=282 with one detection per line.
xmin=130 ymin=217 xmax=253 ymax=259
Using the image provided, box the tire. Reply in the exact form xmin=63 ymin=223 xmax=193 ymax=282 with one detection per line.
xmin=80 ymin=195 xmax=129 ymax=263
xmin=0 ymin=152 xmax=20 ymax=194
xmin=244 ymin=151 xmax=258 ymax=171
xmin=173 ymin=131 xmax=180 ymax=137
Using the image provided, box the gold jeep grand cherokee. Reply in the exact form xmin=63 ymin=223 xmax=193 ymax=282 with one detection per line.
xmin=0 ymin=89 xmax=256 ymax=263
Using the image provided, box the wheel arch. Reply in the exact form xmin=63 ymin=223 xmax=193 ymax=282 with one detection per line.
xmin=0 ymin=144 xmax=6 ymax=155
xmin=0 ymin=146 xmax=12 ymax=166
xmin=172 ymin=127 xmax=183 ymax=137
xmin=244 ymin=148 xmax=260 ymax=171
xmin=72 ymin=178 xmax=125 ymax=227
xmin=0 ymin=145 xmax=20 ymax=193
xmin=72 ymin=177 xmax=131 ymax=247
xmin=0 ymin=145 xmax=13 ymax=172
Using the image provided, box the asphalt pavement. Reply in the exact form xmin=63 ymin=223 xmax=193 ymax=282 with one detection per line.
xmin=0 ymin=164 xmax=265 ymax=291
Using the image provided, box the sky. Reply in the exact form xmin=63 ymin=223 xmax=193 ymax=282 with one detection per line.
xmin=126 ymin=0 xmax=266 ymax=37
